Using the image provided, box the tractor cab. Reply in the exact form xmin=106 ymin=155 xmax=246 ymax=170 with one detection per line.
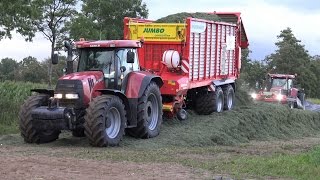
xmin=266 ymin=74 xmax=295 ymax=96
xmin=251 ymin=73 xmax=305 ymax=109
xmin=74 ymin=40 xmax=141 ymax=90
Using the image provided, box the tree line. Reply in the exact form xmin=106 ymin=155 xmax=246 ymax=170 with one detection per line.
xmin=240 ymin=28 xmax=320 ymax=98
xmin=0 ymin=1 xmax=319 ymax=97
xmin=0 ymin=56 xmax=66 ymax=84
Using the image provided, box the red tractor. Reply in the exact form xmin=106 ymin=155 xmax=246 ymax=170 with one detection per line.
xmin=19 ymin=12 xmax=248 ymax=147
xmin=19 ymin=40 xmax=164 ymax=146
xmin=251 ymin=74 xmax=305 ymax=109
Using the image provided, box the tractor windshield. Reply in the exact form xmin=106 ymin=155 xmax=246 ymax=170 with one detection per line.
xmin=78 ymin=48 xmax=115 ymax=72
xmin=271 ymin=78 xmax=292 ymax=90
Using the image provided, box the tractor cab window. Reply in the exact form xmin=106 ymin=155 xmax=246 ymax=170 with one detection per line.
xmin=78 ymin=48 xmax=115 ymax=76
xmin=116 ymin=49 xmax=139 ymax=73
xmin=271 ymin=78 xmax=290 ymax=89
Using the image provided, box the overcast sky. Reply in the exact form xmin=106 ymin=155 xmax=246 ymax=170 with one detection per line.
xmin=0 ymin=0 xmax=319 ymax=61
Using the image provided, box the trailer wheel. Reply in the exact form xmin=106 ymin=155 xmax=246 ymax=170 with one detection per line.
xmin=195 ymin=92 xmax=215 ymax=115
xmin=19 ymin=94 xmax=60 ymax=144
xmin=213 ymin=87 xmax=224 ymax=113
xmin=127 ymin=82 xmax=162 ymax=138
xmin=84 ymin=95 xmax=126 ymax=147
xmin=177 ymin=108 xmax=187 ymax=121
xmin=223 ymin=85 xmax=235 ymax=110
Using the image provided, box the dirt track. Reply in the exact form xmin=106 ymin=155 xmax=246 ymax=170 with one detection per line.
xmin=0 ymin=153 xmax=210 ymax=180
xmin=1 ymin=134 xmax=320 ymax=180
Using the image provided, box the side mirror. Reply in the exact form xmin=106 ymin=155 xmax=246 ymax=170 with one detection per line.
xmin=120 ymin=66 xmax=126 ymax=73
xmin=127 ymin=51 xmax=135 ymax=63
xmin=52 ymin=54 xmax=59 ymax=65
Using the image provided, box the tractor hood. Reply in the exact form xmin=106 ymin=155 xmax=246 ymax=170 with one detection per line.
xmin=57 ymin=71 xmax=105 ymax=106
xmin=60 ymin=71 xmax=104 ymax=81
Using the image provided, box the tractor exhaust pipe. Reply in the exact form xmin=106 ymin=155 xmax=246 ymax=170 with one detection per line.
xmin=64 ymin=41 xmax=73 ymax=74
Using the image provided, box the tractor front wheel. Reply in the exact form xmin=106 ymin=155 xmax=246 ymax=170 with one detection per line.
xmin=19 ymin=94 xmax=60 ymax=144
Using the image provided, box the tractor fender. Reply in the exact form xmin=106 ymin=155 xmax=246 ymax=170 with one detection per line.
xmin=31 ymin=89 xmax=54 ymax=96
xmin=124 ymin=71 xmax=163 ymax=99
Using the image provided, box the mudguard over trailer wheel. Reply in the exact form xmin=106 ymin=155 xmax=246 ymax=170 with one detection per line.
xmin=223 ymin=85 xmax=235 ymax=110
xmin=127 ymin=82 xmax=163 ymax=139
xmin=84 ymin=95 xmax=126 ymax=147
xmin=19 ymin=94 xmax=60 ymax=144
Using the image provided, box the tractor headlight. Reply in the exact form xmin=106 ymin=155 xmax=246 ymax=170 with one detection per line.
xmin=54 ymin=93 xmax=63 ymax=99
xmin=251 ymin=93 xmax=257 ymax=99
xmin=276 ymin=94 xmax=283 ymax=101
xmin=65 ymin=93 xmax=79 ymax=99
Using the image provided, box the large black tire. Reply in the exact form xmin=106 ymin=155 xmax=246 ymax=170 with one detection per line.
xmin=84 ymin=95 xmax=126 ymax=147
xmin=195 ymin=87 xmax=224 ymax=114
xmin=19 ymin=94 xmax=60 ymax=144
xmin=195 ymin=92 xmax=215 ymax=115
xmin=223 ymin=85 xmax=235 ymax=110
xmin=127 ymin=82 xmax=163 ymax=139
xmin=213 ymin=87 xmax=224 ymax=113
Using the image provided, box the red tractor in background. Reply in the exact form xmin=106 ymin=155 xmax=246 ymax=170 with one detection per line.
xmin=19 ymin=12 xmax=248 ymax=147
xmin=251 ymin=74 xmax=305 ymax=109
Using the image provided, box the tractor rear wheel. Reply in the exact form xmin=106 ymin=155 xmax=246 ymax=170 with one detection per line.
xmin=223 ymin=85 xmax=235 ymax=110
xmin=84 ymin=95 xmax=126 ymax=147
xmin=19 ymin=94 xmax=60 ymax=144
xmin=127 ymin=82 xmax=162 ymax=138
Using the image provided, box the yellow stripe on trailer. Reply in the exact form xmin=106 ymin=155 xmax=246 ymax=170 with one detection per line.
xmin=128 ymin=22 xmax=186 ymax=42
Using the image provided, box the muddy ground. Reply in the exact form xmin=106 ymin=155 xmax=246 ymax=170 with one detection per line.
xmin=1 ymin=134 xmax=320 ymax=180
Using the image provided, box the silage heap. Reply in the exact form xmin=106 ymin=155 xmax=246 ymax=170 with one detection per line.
xmin=159 ymin=90 xmax=320 ymax=147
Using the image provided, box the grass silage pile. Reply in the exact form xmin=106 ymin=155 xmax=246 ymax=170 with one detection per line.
xmin=155 ymin=12 xmax=221 ymax=23
xmin=138 ymin=89 xmax=320 ymax=148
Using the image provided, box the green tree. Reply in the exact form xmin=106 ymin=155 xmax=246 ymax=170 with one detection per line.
xmin=19 ymin=56 xmax=47 ymax=83
xmin=0 ymin=0 xmax=37 ymax=41
xmin=29 ymin=0 xmax=78 ymax=87
xmin=41 ymin=56 xmax=67 ymax=84
xmin=238 ymin=49 xmax=267 ymax=90
xmin=265 ymin=28 xmax=315 ymax=96
xmin=310 ymin=56 xmax=320 ymax=98
xmin=0 ymin=58 xmax=19 ymax=80
xmin=68 ymin=0 xmax=148 ymax=40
